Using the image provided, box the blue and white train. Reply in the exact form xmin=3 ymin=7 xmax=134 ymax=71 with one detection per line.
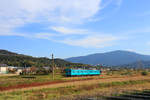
xmin=65 ymin=69 xmax=101 ymax=76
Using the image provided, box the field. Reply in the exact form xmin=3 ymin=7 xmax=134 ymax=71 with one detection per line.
xmin=0 ymin=69 xmax=150 ymax=100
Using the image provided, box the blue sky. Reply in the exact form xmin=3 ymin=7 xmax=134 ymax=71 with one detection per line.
xmin=0 ymin=0 xmax=150 ymax=58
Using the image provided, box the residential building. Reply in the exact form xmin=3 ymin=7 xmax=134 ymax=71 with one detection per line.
xmin=0 ymin=64 xmax=8 ymax=74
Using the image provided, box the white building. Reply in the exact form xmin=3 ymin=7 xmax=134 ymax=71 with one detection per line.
xmin=0 ymin=64 xmax=8 ymax=74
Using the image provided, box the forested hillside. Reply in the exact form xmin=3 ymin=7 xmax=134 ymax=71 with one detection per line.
xmin=0 ymin=50 xmax=71 ymax=67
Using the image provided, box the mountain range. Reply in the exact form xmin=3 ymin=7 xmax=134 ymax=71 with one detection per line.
xmin=66 ymin=50 xmax=150 ymax=66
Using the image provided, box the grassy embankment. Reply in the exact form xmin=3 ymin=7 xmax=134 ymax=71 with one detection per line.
xmin=1 ymin=78 xmax=150 ymax=100
xmin=0 ymin=74 xmax=63 ymax=87
xmin=0 ymin=73 xmax=102 ymax=88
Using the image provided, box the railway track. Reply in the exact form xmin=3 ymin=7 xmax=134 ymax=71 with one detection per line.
xmin=85 ymin=91 xmax=150 ymax=100
xmin=106 ymin=90 xmax=150 ymax=100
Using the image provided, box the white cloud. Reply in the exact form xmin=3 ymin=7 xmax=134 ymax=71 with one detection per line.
xmin=147 ymin=41 xmax=150 ymax=46
xmin=0 ymin=32 xmax=26 ymax=37
xmin=61 ymin=35 xmax=118 ymax=48
xmin=0 ymin=0 xmax=121 ymax=32
xmin=0 ymin=0 xmax=123 ymax=48
xmin=34 ymin=33 xmax=57 ymax=40
xmin=119 ymin=27 xmax=150 ymax=36
xmin=0 ymin=0 xmax=103 ymax=36
xmin=0 ymin=0 xmax=103 ymax=39
xmin=30 ymin=32 xmax=119 ymax=48
xmin=0 ymin=0 xmax=102 ymax=24
xmin=115 ymin=0 xmax=122 ymax=6
xmin=51 ymin=26 xmax=89 ymax=35
xmin=125 ymin=49 xmax=137 ymax=53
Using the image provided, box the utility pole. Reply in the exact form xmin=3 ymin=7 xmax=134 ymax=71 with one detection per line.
xmin=52 ymin=53 xmax=55 ymax=80
xmin=138 ymin=60 xmax=143 ymax=70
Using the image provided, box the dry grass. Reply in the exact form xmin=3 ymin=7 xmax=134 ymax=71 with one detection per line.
xmin=1 ymin=78 xmax=150 ymax=100
xmin=1 ymin=75 xmax=150 ymax=93
xmin=0 ymin=74 xmax=18 ymax=77
xmin=1 ymin=70 xmax=150 ymax=100
xmin=57 ymin=81 xmax=150 ymax=100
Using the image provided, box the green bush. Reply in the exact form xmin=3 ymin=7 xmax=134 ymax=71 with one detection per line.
xmin=141 ymin=71 xmax=148 ymax=76
xmin=36 ymin=67 xmax=50 ymax=75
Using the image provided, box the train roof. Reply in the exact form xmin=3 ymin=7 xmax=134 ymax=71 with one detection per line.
xmin=65 ymin=68 xmax=99 ymax=70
